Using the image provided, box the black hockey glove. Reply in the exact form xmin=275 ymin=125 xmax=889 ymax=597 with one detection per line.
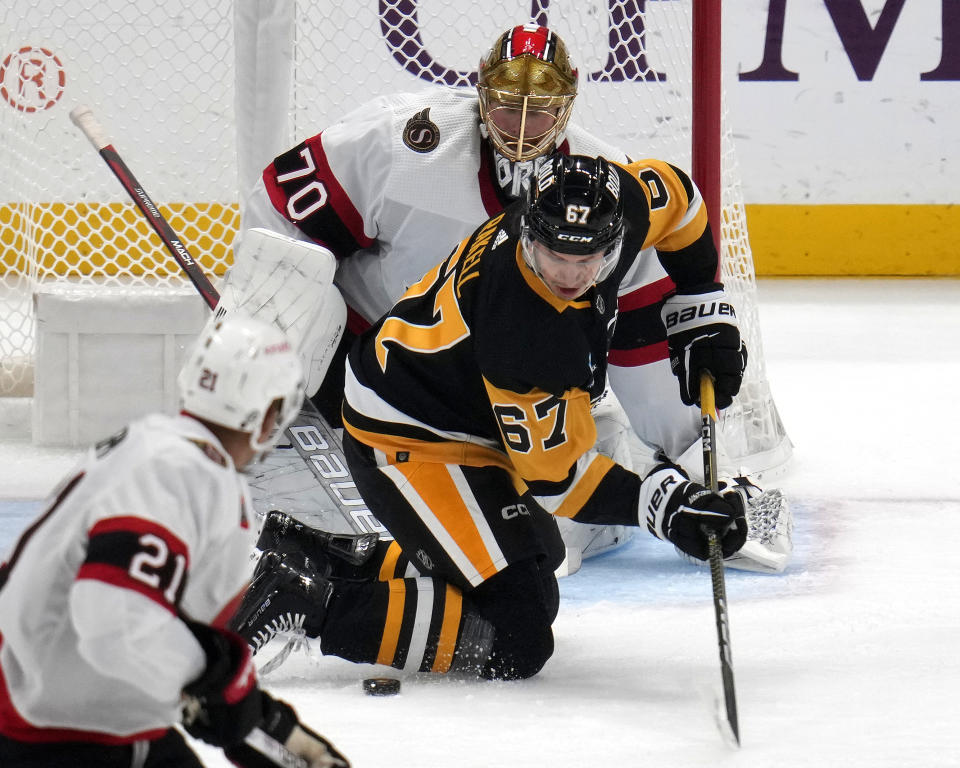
xmin=639 ymin=463 xmax=748 ymax=561
xmin=661 ymin=283 xmax=747 ymax=408
xmin=181 ymin=619 xmax=263 ymax=748
xmin=225 ymin=692 xmax=352 ymax=768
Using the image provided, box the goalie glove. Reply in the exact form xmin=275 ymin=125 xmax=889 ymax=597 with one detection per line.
xmin=661 ymin=283 xmax=747 ymax=408
xmin=225 ymin=692 xmax=351 ymax=768
xmin=639 ymin=463 xmax=748 ymax=561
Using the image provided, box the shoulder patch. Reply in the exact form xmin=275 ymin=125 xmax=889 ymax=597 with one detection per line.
xmin=187 ymin=438 xmax=228 ymax=468
xmin=403 ymin=108 xmax=440 ymax=153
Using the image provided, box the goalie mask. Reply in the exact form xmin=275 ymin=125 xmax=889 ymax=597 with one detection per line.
xmin=521 ymin=154 xmax=625 ymax=300
xmin=178 ymin=315 xmax=305 ymax=454
xmin=477 ymin=25 xmax=578 ymax=163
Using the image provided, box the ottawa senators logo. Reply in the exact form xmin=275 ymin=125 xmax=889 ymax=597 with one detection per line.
xmin=402 ymin=108 xmax=440 ymax=153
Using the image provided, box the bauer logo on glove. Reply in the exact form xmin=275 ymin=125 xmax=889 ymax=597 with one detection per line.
xmin=639 ymin=463 xmax=748 ymax=561
xmin=660 ymin=283 xmax=748 ymax=409
xmin=662 ymin=299 xmax=736 ymax=329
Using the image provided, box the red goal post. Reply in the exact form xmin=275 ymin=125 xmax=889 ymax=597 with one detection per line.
xmin=0 ymin=0 xmax=790 ymax=474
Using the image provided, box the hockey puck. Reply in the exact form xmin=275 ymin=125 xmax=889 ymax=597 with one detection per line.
xmin=362 ymin=677 xmax=401 ymax=696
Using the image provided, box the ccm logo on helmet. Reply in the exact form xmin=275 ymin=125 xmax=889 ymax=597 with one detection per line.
xmin=557 ymin=233 xmax=595 ymax=243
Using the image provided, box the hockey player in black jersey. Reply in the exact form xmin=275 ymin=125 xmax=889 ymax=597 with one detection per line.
xmin=231 ymin=23 xmax=792 ymax=572
xmin=231 ymin=155 xmax=750 ymax=681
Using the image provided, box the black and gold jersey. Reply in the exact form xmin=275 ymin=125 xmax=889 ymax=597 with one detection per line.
xmin=343 ymin=158 xmax=717 ymax=528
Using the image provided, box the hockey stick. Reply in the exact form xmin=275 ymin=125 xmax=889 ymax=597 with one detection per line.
xmin=180 ymin=695 xmax=305 ymax=768
xmin=700 ymin=372 xmax=741 ymax=747
xmin=68 ymin=106 xmax=219 ymax=310
xmin=182 ymin=694 xmax=349 ymax=768
xmin=69 ymin=105 xmax=382 ymax=546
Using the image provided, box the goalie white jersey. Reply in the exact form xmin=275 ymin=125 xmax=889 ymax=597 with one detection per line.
xmin=242 ymin=89 xmax=631 ymax=327
xmin=0 ymin=414 xmax=255 ymax=743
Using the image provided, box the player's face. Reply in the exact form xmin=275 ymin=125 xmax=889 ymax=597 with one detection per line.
xmin=487 ymin=99 xmax=560 ymax=160
xmin=527 ymin=239 xmax=605 ymax=300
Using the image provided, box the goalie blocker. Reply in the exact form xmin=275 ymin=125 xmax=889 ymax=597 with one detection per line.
xmin=213 ymin=227 xmax=347 ymax=398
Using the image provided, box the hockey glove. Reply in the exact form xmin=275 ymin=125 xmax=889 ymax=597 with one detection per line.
xmin=225 ymin=693 xmax=351 ymax=768
xmin=661 ymin=283 xmax=747 ymax=408
xmin=181 ymin=619 xmax=263 ymax=748
xmin=639 ymin=463 xmax=748 ymax=561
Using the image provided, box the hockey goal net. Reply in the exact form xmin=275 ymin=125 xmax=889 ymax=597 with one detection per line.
xmin=0 ymin=0 xmax=790 ymax=473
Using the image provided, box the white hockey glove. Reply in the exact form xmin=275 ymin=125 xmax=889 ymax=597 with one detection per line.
xmin=639 ymin=463 xmax=748 ymax=561
xmin=661 ymin=283 xmax=747 ymax=408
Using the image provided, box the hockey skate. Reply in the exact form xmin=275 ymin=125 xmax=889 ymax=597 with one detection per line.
xmin=676 ymin=476 xmax=793 ymax=573
xmin=230 ymin=550 xmax=333 ymax=674
xmin=255 ymin=509 xmax=379 ymax=570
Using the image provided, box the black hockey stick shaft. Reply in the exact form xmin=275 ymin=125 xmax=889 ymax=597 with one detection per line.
xmin=70 ymin=105 xmax=382 ymax=540
xmin=69 ymin=106 xmax=220 ymax=311
xmin=700 ymin=372 xmax=741 ymax=746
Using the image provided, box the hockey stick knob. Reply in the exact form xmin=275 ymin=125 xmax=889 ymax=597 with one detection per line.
xmin=69 ymin=105 xmax=110 ymax=151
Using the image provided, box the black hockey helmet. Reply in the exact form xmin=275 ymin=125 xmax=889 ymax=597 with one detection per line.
xmin=521 ymin=154 xmax=625 ymax=284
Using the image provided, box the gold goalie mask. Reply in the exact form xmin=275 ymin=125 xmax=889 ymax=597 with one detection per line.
xmin=477 ymin=25 xmax=578 ymax=162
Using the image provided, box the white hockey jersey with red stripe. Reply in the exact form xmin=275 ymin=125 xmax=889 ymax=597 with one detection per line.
xmin=0 ymin=414 xmax=255 ymax=743
xmin=241 ymin=89 xmax=633 ymax=326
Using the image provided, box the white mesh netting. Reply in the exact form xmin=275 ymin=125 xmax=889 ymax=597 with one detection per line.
xmin=0 ymin=0 xmax=789 ymax=472
xmin=0 ymin=0 xmax=239 ymax=395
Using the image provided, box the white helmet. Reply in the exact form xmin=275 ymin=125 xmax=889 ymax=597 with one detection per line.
xmin=178 ymin=314 xmax=305 ymax=452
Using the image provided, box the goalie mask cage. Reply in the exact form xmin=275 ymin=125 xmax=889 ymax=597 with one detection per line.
xmin=0 ymin=0 xmax=791 ymax=474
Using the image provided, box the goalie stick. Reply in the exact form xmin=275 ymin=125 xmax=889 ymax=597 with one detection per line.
xmin=68 ymin=105 xmax=381 ymax=543
xmin=700 ymin=372 xmax=741 ymax=747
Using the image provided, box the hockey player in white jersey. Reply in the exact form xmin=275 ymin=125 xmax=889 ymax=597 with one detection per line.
xmin=0 ymin=316 xmax=349 ymax=768
xmin=233 ymin=24 xmax=789 ymax=571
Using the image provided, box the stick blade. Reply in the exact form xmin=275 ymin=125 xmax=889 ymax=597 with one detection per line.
xmin=714 ymin=694 xmax=741 ymax=748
